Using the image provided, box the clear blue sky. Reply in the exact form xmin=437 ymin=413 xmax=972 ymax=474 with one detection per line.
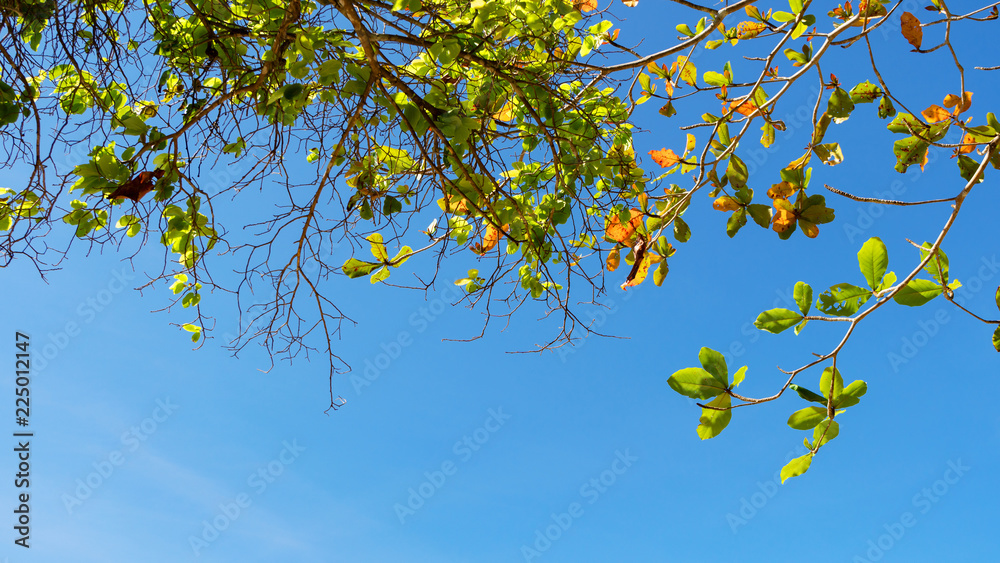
xmin=5 ymin=2 xmax=1000 ymax=562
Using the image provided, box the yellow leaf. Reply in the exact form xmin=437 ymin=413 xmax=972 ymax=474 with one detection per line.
xmin=621 ymin=0 xmax=638 ymax=6
xmin=574 ymin=0 xmax=598 ymax=12
xmin=606 ymin=247 xmax=620 ymax=272
xmin=671 ymin=56 xmax=697 ymax=87
xmin=492 ymin=102 xmax=514 ymax=122
xmin=943 ymin=91 xmax=973 ymax=114
xmin=921 ymin=104 xmax=950 ymax=123
xmin=900 ymin=12 xmax=922 ymax=49
xmin=621 ymin=252 xmax=654 ymax=290
xmin=736 ymin=21 xmax=766 ymax=40
xmin=649 ymin=148 xmax=681 ymax=168
xmin=712 ymin=196 xmax=740 ymax=212
xmin=767 ymin=181 xmax=794 ymax=200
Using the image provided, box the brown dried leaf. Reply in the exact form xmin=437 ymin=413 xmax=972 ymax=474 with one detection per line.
xmin=900 ymin=12 xmax=923 ymax=49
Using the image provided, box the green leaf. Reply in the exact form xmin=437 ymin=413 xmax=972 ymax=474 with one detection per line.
xmin=667 ymin=367 xmax=728 ymax=400
xmin=827 ymin=87 xmax=855 ymax=120
xmin=996 ymin=285 xmax=1000 ymax=312
xmin=703 ymin=71 xmax=729 ymax=87
xmin=383 ymin=195 xmax=402 ymax=215
xmin=858 ymin=237 xmax=889 ymax=290
xmin=732 ymin=366 xmax=747 ymax=388
xmin=878 ymin=95 xmax=896 ymax=119
xmin=835 ymin=380 xmax=867 ymax=408
xmin=696 ymin=393 xmax=732 ymax=440
xmin=342 ymin=258 xmax=379 ymax=278
xmin=918 ymin=243 xmax=949 ymax=284
xmin=726 ymin=155 xmax=749 ymax=189
xmin=747 ymin=204 xmax=771 ymax=228
xmin=754 ymin=308 xmax=804 ymax=334
xmin=726 ymin=207 xmax=747 ymax=238
xmin=819 ymin=366 xmax=844 ymax=400
xmin=788 ymin=406 xmax=826 ymax=430
xmin=780 ymin=453 xmax=813 ymax=483
xmin=877 ymin=271 xmax=897 ymax=292
xmin=813 ymin=143 xmax=843 ymax=166
xmin=816 ymin=283 xmax=871 ymax=317
xmin=812 ymin=419 xmax=839 ymax=447
xmin=181 ymin=323 xmax=201 ymax=343
xmin=698 ymin=347 xmax=729 ymax=387
xmin=789 ymin=384 xmax=826 ymax=405
xmin=282 ymin=83 xmax=304 ymax=100
xmin=993 ymin=325 xmax=1000 ymax=352
xmin=793 ymin=281 xmax=812 ymax=316
xmin=116 ymin=214 xmax=141 ymax=237
xmin=893 ymin=278 xmax=943 ymax=306
xmin=673 ymin=216 xmax=691 ymax=242
xmin=849 ymin=81 xmax=883 ymax=104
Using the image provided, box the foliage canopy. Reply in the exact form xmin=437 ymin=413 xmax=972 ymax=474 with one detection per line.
xmin=2 ymin=0 xmax=999 ymax=480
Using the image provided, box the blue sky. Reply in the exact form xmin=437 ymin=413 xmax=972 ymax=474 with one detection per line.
xmin=5 ymin=1 xmax=1000 ymax=562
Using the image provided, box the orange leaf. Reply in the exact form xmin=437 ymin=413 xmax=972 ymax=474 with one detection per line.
xmin=729 ymin=98 xmax=758 ymax=117
xmin=921 ymin=104 xmax=950 ymax=123
xmin=474 ymin=223 xmax=507 ymax=254
xmin=958 ymin=133 xmax=976 ymax=154
xmin=900 ymin=12 xmax=922 ymax=49
xmin=621 ymin=252 xmax=654 ymax=290
xmin=574 ymin=0 xmax=598 ymax=12
xmin=649 ymin=148 xmax=681 ymax=168
xmin=943 ymin=91 xmax=973 ymax=114
xmin=605 ymin=208 xmax=643 ymax=245
xmin=771 ymin=199 xmax=796 ymax=233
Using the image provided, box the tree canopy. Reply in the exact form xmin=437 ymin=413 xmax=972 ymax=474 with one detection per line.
xmin=2 ymin=0 xmax=999 ymax=481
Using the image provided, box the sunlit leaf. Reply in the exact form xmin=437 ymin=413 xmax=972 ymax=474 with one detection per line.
xmin=754 ymin=308 xmax=804 ymax=333
xmin=893 ymin=278 xmax=942 ymax=306
xmin=667 ymin=367 xmax=728 ymax=399
xmin=781 ymin=454 xmax=813 ymax=483
xmin=649 ymin=148 xmax=682 ymax=168
xmin=858 ymin=237 xmax=888 ymax=290
xmin=788 ymin=406 xmax=825 ymax=430
xmin=697 ymin=394 xmax=732 ymax=440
